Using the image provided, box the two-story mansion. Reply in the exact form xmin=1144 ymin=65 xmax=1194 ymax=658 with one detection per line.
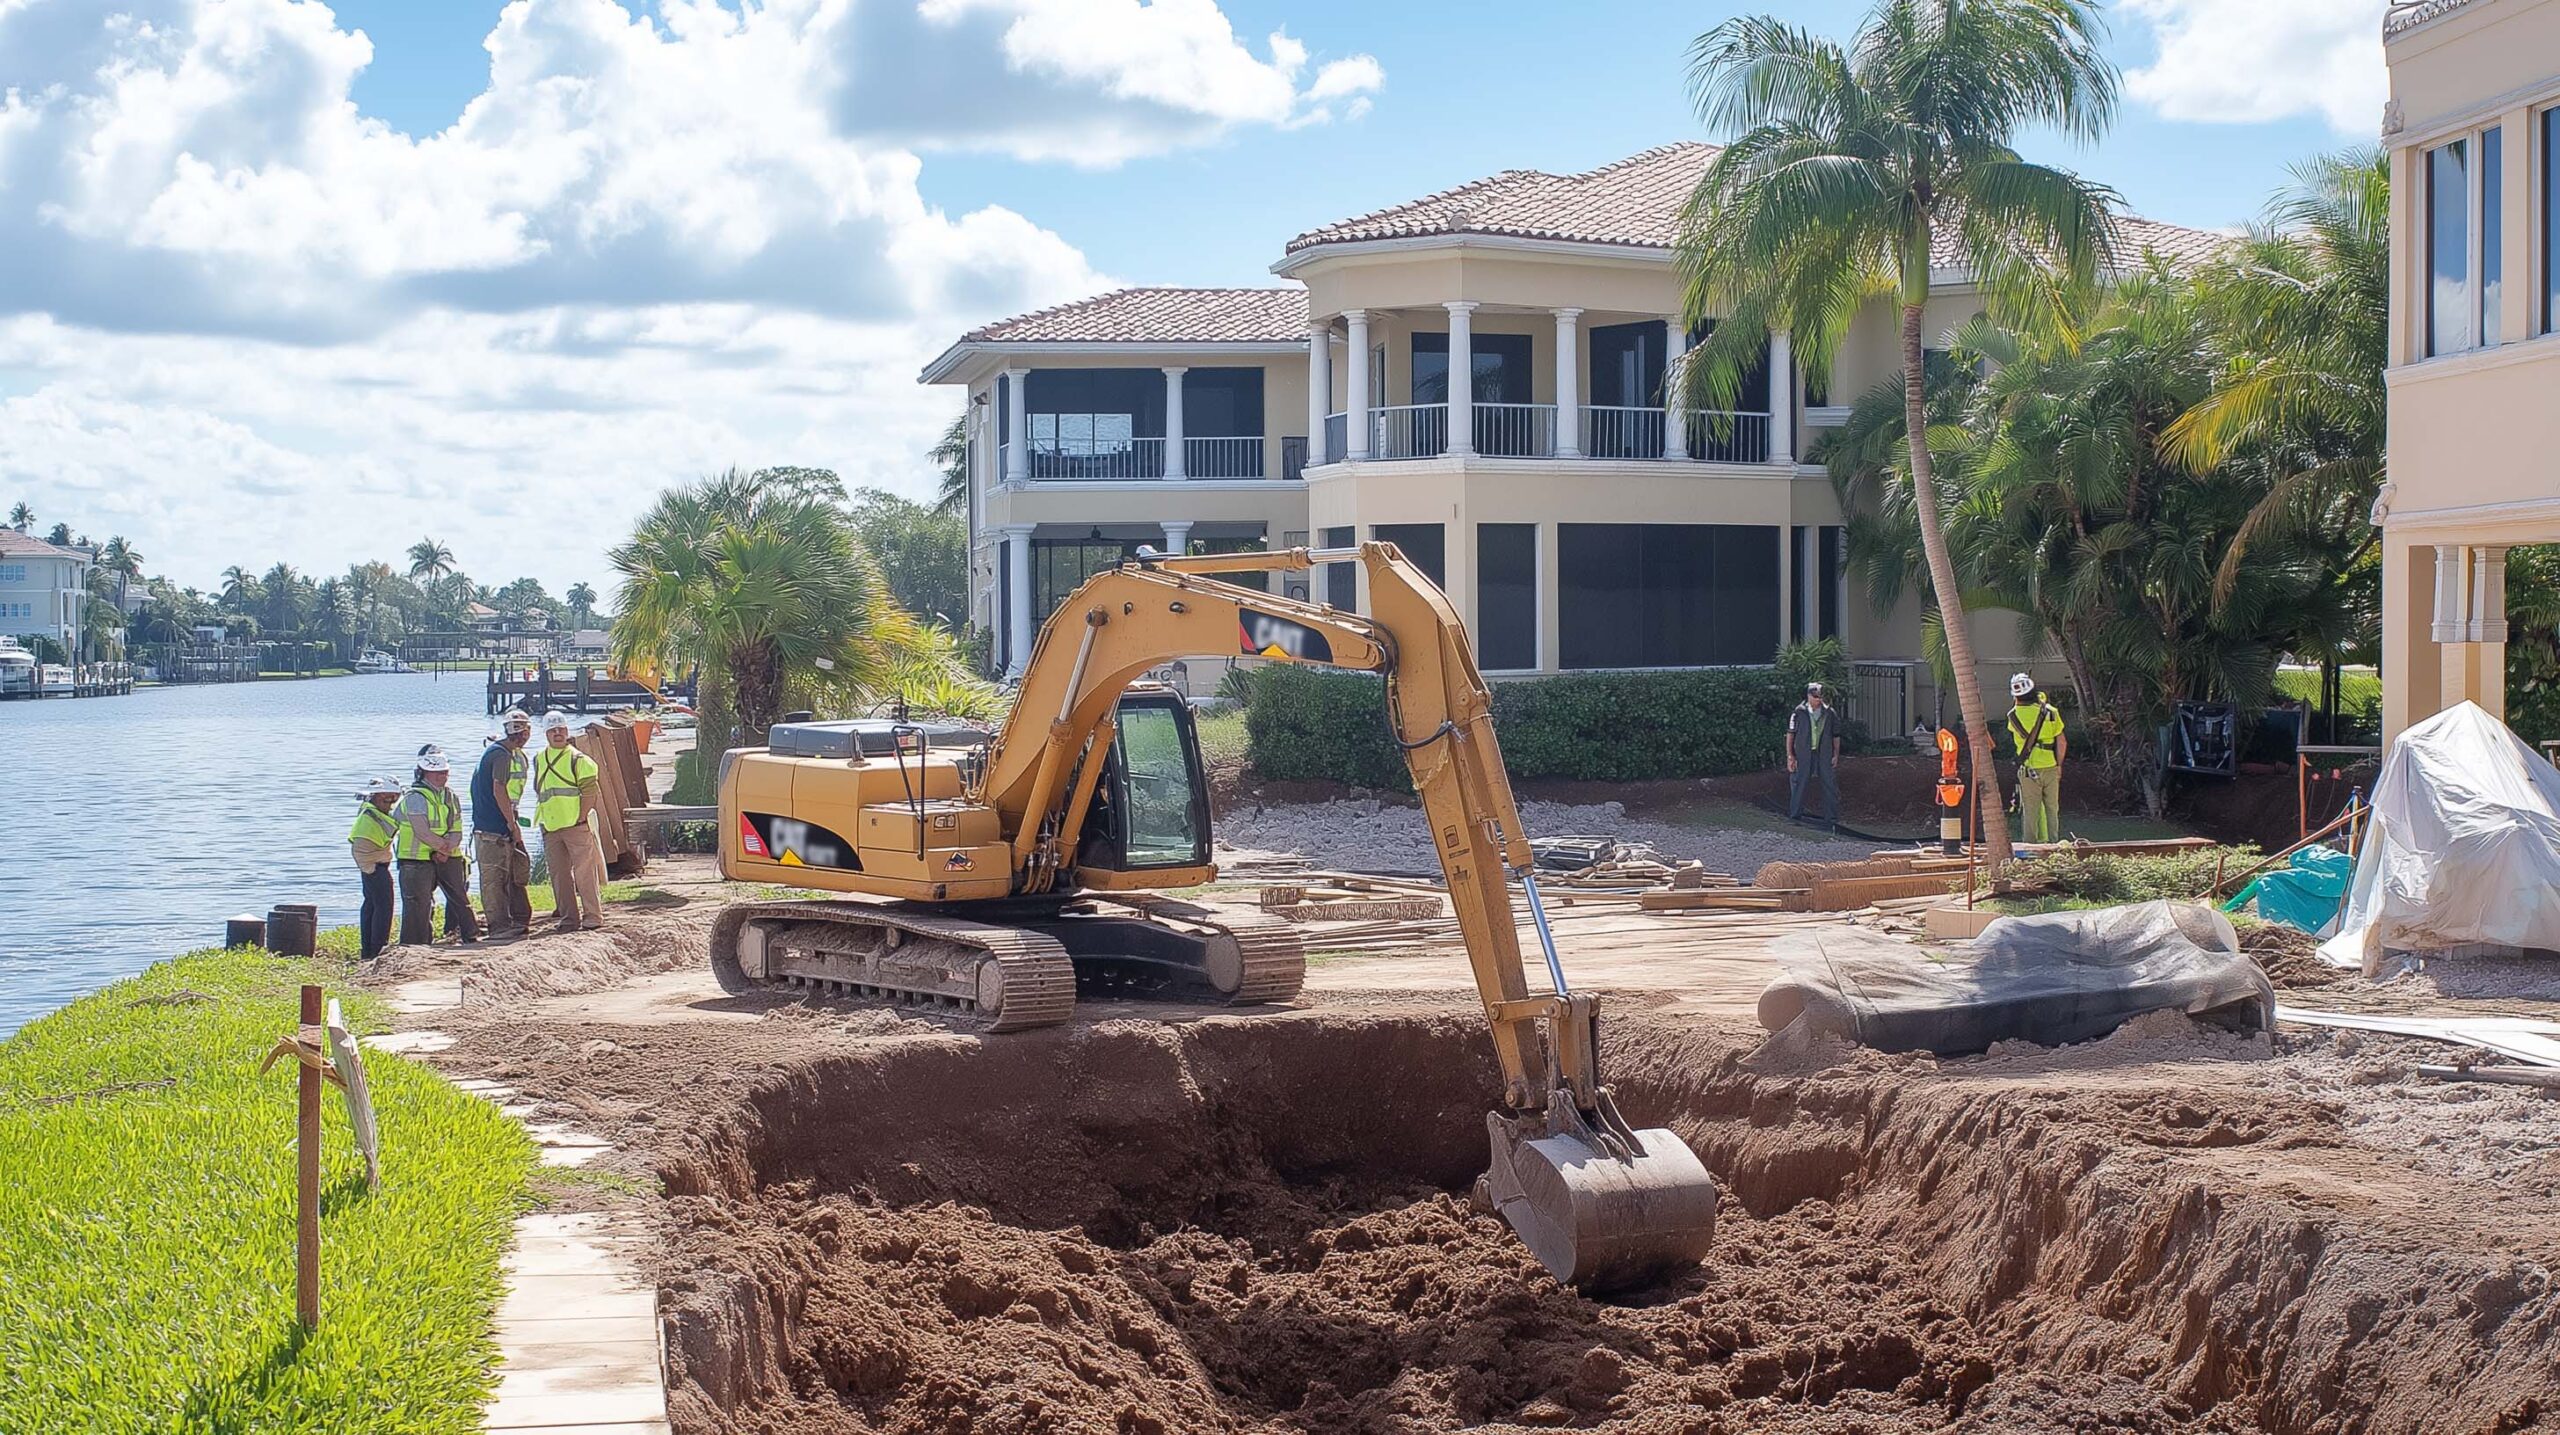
xmin=923 ymin=142 xmax=2222 ymax=707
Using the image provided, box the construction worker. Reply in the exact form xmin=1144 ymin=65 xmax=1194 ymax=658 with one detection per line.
xmin=472 ymin=709 xmax=537 ymax=938
xmin=1785 ymin=680 xmax=1842 ymax=830
xmin=2007 ymin=672 xmax=2067 ymax=846
xmin=397 ymin=745 xmax=482 ymax=946
xmin=348 ymin=777 xmax=404 ymax=959
xmin=535 ymin=713 xmax=606 ymax=934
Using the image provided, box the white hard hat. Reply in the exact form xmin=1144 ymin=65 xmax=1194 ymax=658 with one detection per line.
xmin=416 ymin=744 xmax=451 ymax=773
xmin=501 ymin=707 xmax=533 ymax=729
xmin=542 ymin=712 xmax=573 ymax=732
xmin=2010 ymin=672 xmax=2036 ymax=698
xmin=360 ymin=776 xmax=403 ymax=797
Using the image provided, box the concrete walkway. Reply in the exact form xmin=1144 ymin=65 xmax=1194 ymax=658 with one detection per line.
xmin=378 ymin=983 xmax=671 ymax=1434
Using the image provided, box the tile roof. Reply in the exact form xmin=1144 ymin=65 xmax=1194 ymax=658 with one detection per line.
xmin=0 ymin=530 xmax=85 ymax=561
xmin=961 ymin=287 xmax=1308 ymax=345
xmin=2384 ymin=0 xmax=2482 ymax=36
xmin=1286 ymin=141 xmax=2230 ymax=271
xmin=1286 ymin=143 xmax=1720 ymax=253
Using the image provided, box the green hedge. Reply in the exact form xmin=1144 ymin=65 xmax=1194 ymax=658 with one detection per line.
xmin=1243 ymin=666 xmax=1803 ymax=788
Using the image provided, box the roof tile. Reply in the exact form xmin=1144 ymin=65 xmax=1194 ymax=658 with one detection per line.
xmin=962 ymin=287 xmax=1307 ymax=344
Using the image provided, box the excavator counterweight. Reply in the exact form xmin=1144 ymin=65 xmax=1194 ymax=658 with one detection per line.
xmin=712 ymin=542 xmax=1717 ymax=1292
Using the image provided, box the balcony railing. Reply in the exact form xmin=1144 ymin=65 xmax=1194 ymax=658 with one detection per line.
xmin=1684 ymin=411 xmax=1772 ymax=464
xmin=1306 ymin=406 xmax=1778 ymax=465
xmin=1580 ymin=405 xmax=1667 ymax=459
xmin=1027 ymin=436 xmax=1165 ymax=480
xmin=1473 ymin=402 xmax=1557 ymax=458
xmin=1323 ymin=412 xmax=1346 ymax=462
xmin=1373 ymin=403 xmax=1447 ymax=459
xmin=1183 ymin=436 xmax=1264 ymax=478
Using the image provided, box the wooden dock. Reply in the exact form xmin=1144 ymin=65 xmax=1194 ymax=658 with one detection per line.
xmin=484 ymin=661 xmax=694 ymax=716
xmin=0 ymin=663 xmax=135 ymax=700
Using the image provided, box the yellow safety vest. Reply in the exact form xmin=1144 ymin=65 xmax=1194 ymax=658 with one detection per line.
xmin=395 ymin=785 xmax=462 ymax=860
xmin=348 ymin=803 xmax=400 ymax=850
xmin=502 ymin=747 xmax=529 ymax=805
xmin=2008 ymin=701 xmax=2063 ymax=771
xmin=535 ymin=745 xmax=598 ymax=833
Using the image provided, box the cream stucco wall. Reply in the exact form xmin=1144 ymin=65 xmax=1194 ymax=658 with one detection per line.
xmin=2380 ymin=0 xmax=2560 ymax=739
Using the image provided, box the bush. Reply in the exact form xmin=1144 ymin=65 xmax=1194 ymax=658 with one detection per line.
xmin=2012 ymin=844 xmax=2255 ymax=905
xmin=1243 ymin=667 xmax=1802 ymax=788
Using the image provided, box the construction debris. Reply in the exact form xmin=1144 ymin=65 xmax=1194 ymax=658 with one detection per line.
xmin=1258 ymin=878 xmax=1443 ymax=924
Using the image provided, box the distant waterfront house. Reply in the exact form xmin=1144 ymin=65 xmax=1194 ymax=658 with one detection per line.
xmin=0 ymin=528 xmax=93 ymax=658
xmin=2377 ymin=0 xmax=2560 ymax=739
xmin=922 ymin=142 xmax=2224 ymax=717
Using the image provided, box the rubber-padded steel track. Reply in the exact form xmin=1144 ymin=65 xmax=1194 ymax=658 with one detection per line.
xmin=1079 ymin=894 xmax=1308 ymax=1004
xmin=707 ymin=900 xmax=1078 ymax=1033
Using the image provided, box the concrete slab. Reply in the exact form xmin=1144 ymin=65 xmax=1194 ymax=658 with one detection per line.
xmin=495 ymin=1315 xmax=660 ymax=1349
xmin=495 ymin=1339 xmax=662 ymax=1376
xmin=390 ymin=978 xmax=465 ymax=1012
xmin=368 ymin=1029 xmax=455 ymax=1054
xmin=482 ymin=1424 xmax=668 ymax=1435
xmin=496 ymin=1274 xmax=655 ymax=1324
xmin=514 ymin=1211 xmax=637 ymax=1241
xmin=505 ymin=1240 xmax=634 ymax=1277
xmin=492 ymin=1358 xmax=666 ymax=1401
xmin=538 ymin=1144 xmax=607 ymax=1169
xmin=484 ymin=1386 xmax=666 ymax=1429
xmin=524 ymin=1123 xmax=612 ymax=1149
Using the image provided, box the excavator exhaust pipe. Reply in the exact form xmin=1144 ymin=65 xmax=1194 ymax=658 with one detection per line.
xmin=1479 ymin=1089 xmax=1720 ymax=1294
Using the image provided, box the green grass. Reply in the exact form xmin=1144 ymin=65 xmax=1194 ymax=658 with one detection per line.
xmin=1989 ymin=843 xmax=2258 ymax=916
xmin=0 ymin=949 xmax=536 ymax=1432
xmin=1194 ymin=706 xmax=1248 ymax=767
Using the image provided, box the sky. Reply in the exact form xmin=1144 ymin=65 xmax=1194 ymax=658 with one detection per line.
xmin=0 ymin=0 xmax=2389 ymax=598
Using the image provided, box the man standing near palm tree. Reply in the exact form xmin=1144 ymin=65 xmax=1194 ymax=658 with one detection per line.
xmin=535 ymin=713 xmax=606 ymax=934
xmin=1675 ymin=0 xmax=2121 ymax=876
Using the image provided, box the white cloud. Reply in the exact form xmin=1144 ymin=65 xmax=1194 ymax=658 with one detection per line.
xmin=2121 ymin=0 xmax=2388 ymax=136
xmin=0 ymin=0 xmax=1381 ymax=592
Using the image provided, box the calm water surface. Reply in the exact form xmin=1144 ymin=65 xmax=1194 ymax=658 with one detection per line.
xmin=0 ymin=674 xmax=511 ymax=1038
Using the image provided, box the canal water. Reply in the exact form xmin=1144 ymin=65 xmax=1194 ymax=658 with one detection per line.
xmin=0 ymin=674 xmax=513 ymax=1039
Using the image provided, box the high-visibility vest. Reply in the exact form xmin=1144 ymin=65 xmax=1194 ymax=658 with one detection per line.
xmin=501 ymin=746 xmax=529 ymax=806
xmin=396 ymin=785 xmax=462 ymax=860
xmin=535 ymin=745 xmax=598 ymax=833
xmin=349 ymin=802 xmax=400 ymax=850
xmin=2008 ymin=701 xmax=2064 ymax=770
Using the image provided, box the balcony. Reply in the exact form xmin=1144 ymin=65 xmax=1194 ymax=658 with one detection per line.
xmin=1320 ymin=404 xmax=1773 ymax=464
xmin=997 ymin=433 xmax=1289 ymax=482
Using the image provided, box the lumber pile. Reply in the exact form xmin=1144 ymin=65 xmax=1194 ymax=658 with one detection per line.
xmin=573 ymin=713 xmax=650 ymax=878
xmin=1258 ymin=877 xmax=1444 ymax=924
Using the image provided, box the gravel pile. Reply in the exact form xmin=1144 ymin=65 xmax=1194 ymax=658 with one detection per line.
xmin=1215 ymin=797 xmax=1871 ymax=881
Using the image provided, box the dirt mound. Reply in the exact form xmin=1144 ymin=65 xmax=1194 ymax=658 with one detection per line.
xmin=361 ymin=900 xmax=719 ymax=1006
xmin=647 ymin=1010 xmax=2560 ymax=1435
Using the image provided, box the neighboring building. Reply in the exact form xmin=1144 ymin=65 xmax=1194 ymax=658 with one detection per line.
xmin=2379 ymin=0 xmax=2560 ymax=739
xmin=0 ymin=528 xmax=93 ymax=658
xmin=924 ymin=142 xmax=2222 ymax=717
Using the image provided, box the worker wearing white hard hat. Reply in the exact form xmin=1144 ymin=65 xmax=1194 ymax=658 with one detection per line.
xmin=2006 ymin=673 xmax=2067 ymax=846
xmin=471 ymin=709 xmax=538 ymax=938
xmin=1784 ymin=680 xmax=1841 ymax=830
xmin=348 ymin=777 xmax=405 ymax=959
xmin=396 ymin=744 xmax=482 ymax=948
xmin=534 ymin=713 xmax=606 ymax=934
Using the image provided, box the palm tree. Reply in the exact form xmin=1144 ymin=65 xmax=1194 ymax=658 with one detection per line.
xmin=97 ymin=536 xmax=142 ymax=614
xmin=931 ymin=412 xmax=969 ymax=516
xmin=6 ymin=501 xmax=29 ymax=530
xmin=565 ymin=582 xmax=598 ymax=628
xmin=406 ymin=538 xmax=456 ymax=586
xmin=219 ymin=565 xmax=260 ymax=613
xmin=1675 ymin=0 xmax=2122 ymax=871
xmin=611 ymin=467 xmax=951 ymax=744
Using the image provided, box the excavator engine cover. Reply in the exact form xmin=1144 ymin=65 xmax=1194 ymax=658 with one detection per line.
xmin=1481 ymin=1091 xmax=1719 ymax=1293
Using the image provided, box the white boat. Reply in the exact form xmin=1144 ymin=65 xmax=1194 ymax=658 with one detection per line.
xmin=0 ymin=639 xmax=33 ymax=696
xmin=353 ymin=649 xmax=415 ymax=674
xmin=38 ymin=663 xmax=72 ymax=689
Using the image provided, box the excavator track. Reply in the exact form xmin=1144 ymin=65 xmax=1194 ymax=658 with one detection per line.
xmin=709 ymin=901 xmax=1079 ymax=1033
xmin=1076 ymin=894 xmax=1308 ymax=1004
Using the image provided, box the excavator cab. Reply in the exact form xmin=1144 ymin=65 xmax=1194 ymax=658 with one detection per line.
xmin=1074 ymin=687 xmax=1212 ymax=874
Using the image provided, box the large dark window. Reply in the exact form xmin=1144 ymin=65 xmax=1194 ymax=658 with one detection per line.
xmin=1191 ymin=533 xmax=1269 ymax=593
xmin=1477 ymin=524 xmax=1537 ymax=670
xmin=1415 ymin=332 xmax=1536 ymax=455
xmin=1181 ymin=368 xmax=1264 ymax=477
xmin=1372 ymin=523 xmax=1446 ymax=592
xmin=1321 ymin=526 xmax=1355 ymax=610
xmin=1033 ymin=536 xmax=1143 ymax=618
xmin=2429 ymin=139 xmax=2472 ymax=356
xmin=1586 ymin=321 xmax=1667 ymax=459
xmin=1558 ymin=523 xmax=1778 ymax=668
xmin=1818 ymin=525 xmax=1842 ymax=641
xmin=1025 ymin=369 xmax=1165 ymax=477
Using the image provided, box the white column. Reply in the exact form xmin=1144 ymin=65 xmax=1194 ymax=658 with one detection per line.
xmin=2431 ymin=544 xmax=2468 ymax=643
xmin=1003 ymin=523 xmax=1036 ymax=678
xmin=1663 ymin=317 xmax=1689 ymax=461
xmin=1162 ymin=366 xmax=1188 ymax=480
xmin=2472 ymin=545 xmax=2510 ymax=642
xmin=1444 ymin=301 xmax=1476 ymax=457
xmin=1777 ymin=526 xmax=1795 ymax=647
xmin=1768 ymin=327 xmax=1795 ymax=467
xmin=1306 ymin=322 xmax=1331 ymax=466
xmin=1161 ymin=520 xmax=1193 ymax=558
xmin=1552 ymin=308 xmax=1582 ymax=458
xmin=1344 ymin=310 xmax=1372 ymax=459
xmin=1003 ymin=368 xmax=1029 ymax=483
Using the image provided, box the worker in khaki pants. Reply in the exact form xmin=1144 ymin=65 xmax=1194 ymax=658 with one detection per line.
xmin=472 ymin=709 xmax=536 ymax=938
xmin=535 ymin=713 xmax=606 ymax=933
xmin=2006 ymin=672 xmax=2067 ymax=845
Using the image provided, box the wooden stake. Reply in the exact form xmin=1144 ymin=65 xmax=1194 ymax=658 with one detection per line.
xmin=297 ymin=982 xmax=322 ymax=1330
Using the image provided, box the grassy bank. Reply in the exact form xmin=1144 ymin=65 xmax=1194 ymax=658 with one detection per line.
xmin=0 ymin=948 xmax=534 ymax=1431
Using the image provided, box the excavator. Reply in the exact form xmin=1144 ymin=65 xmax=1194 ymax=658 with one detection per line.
xmin=709 ymin=542 xmax=1718 ymax=1291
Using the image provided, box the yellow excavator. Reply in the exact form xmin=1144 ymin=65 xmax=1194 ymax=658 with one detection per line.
xmin=710 ymin=542 xmax=1717 ymax=1290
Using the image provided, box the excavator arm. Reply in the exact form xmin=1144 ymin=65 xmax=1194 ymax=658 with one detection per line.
xmin=978 ymin=542 xmax=1718 ymax=1290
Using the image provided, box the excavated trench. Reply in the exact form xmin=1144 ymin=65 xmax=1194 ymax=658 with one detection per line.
xmin=650 ymin=1011 xmax=2560 ymax=1435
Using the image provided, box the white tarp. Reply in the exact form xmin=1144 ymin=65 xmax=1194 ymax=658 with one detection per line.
xmin=2319 ymin=702 xmax=2560 ymax=972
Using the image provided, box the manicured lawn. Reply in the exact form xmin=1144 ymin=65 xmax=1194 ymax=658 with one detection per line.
xmin=1194 ymin=705 xmax=1248 ymax=767
xmin=0 ymin=949 xmax=535 ymax=1432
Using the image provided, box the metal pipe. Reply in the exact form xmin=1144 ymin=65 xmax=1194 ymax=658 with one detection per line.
xmin=1057 ymin=611 xmax=1101 ymax=725
xmin=1518 ymin=869 xmax=1571 ymax=998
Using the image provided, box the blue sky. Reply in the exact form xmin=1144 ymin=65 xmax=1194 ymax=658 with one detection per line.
xmin=0 ymin=0 xmax=2386 ymax=593
xmin=330 ymin=0 xmax=2366 ymax=289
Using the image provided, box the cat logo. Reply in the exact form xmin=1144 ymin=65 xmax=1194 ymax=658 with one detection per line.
xmin=944 ymin=852 xmax=976 ymax=871
xmin=1237 ymin=608 xmax=1334 ymax=663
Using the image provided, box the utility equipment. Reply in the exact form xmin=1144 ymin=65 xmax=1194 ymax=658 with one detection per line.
xmin=711 ymin=542 xmax=1717 ymax=1291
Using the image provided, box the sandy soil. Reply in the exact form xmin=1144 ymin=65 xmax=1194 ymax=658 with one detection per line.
xmin=368 ymin=850 xmax=2560 ymax=1435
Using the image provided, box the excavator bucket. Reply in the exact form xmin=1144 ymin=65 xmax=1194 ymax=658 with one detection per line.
xmin=1481 ymin=1092 xmax=1720 ymax=1293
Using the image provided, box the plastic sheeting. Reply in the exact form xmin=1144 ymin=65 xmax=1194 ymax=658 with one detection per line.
xmin=1758 ymin=901 xmax=2276 ymax=1055
xmin=2230 ymin=844 xmax=2353 ymax=936
xmin=2319 ymin=702 xmax=2560 ymax=972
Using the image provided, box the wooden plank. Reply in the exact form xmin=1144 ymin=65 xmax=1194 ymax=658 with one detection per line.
xmin=1805 ymin=871 xmax=1969 ymax=910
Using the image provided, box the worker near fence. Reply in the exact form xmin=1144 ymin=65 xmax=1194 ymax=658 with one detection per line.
xmin=472 ymin=708 xmax=537 ymax=939
xmin=397 ymin=746 xmax=482 ymax=946
xmin=1785 ymin=680 xmax=1842 ymax=830
xmin=2008 ymin=673 xmax=2067 ymax=845
xmin=535 ymin=713 xmax=606 ymax=934
xmin=348 ymin=777 xmax=404 ymax=959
